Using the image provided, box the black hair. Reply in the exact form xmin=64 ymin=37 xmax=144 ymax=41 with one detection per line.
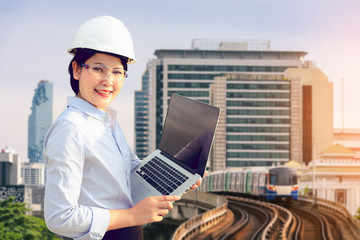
xmin=68 ymin=48 xmax=129 ymax=94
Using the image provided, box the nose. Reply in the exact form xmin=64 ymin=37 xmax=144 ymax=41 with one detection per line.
xmin=101 ymin=74 xmax=115 ymax=85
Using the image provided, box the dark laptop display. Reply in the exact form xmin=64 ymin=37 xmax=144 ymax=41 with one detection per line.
xmin=158 ymin=94 xmax=219 ymax=176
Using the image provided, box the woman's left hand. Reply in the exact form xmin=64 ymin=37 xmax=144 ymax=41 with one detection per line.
xmin=190 ymin=171 xmax=207 ymax=190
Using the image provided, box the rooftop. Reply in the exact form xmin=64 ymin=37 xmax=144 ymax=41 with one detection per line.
xmin=191 ymin=39 xmax=271 ymax=51
xmin=321 ymin=143 xmax=356 ymax=155
xmin=154 ymin=39 xmax=307 ymax=60
xmin=334 ymin=128 xmax=360 ymax=134
xmin=302 ymin=166 xmax=360 ymax=175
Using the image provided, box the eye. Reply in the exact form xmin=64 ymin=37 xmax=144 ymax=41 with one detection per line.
xmin=92 ymin=66 xmax=104 ymax=72
xmin=112 ymin=70 xmax=124 ymax=76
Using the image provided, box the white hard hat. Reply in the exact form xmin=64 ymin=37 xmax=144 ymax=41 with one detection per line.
xmin=68 ymin=16 xmax=136 ymax=64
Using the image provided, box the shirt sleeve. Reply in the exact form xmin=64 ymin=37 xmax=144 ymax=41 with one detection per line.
xmin=44 ymin=119 xmax=110 ymax=240
xmin=114 ymin=122 xmax=141 ymax=171
xmin=130 ymin=149 xmax=141 ymax=172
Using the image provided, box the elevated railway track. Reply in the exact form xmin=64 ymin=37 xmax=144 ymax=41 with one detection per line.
xmin=172 ymin=193 xmax=360 ymax=240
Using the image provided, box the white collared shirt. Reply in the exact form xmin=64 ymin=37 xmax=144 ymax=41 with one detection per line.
xmin=44 ymin=96 xmax=140 ymax=240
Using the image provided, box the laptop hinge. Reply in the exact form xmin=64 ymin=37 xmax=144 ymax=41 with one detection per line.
xmin=160 ymin=151 xmax=197 ymax=174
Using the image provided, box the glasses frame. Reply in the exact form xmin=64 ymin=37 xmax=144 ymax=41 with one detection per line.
xmin=81 ymin=63 xmax=128 ymax=80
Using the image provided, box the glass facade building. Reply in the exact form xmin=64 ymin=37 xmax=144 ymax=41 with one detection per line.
xmin=134 ymin=67 xmax=151 ymax=159
xmin=212 ymin=74 xmax=294 ymax=168
xmin=28 ymin=80 xmax=53 ymax=163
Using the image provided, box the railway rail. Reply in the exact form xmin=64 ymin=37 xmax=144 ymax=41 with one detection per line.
xmin=295 ymin=197 xmax=359 ymax=240
xmin=188 ymin=195 xmax=360 ymax=240
xmin=217 ymin=201 xmax=249 ymax=239
xmin=288 ymin=207 xmax=330 ymax=240
xmin=192 ymin=196 xmax=291 ymax=240
xmin=225 ymin=199 xmax=272 ymax=240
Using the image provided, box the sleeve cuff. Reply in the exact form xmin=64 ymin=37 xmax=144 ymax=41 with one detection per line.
xmin=75 ymin=207 xmax=110 ymax=240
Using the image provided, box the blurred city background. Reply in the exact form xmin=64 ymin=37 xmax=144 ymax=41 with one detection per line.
xmin=1 ymin=0 xmax=360 ymax=239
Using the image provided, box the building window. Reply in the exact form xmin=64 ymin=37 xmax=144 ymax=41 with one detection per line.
xmin=227 ymin=92 xmax=290 ymax=99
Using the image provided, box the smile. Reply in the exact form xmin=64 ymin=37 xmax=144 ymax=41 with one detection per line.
xmin=95 ymin=89 xmax=112 ymax=97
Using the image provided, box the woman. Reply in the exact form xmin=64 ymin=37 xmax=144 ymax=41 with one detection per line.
xmin=44 ymin=16 xmax=198 ymax=240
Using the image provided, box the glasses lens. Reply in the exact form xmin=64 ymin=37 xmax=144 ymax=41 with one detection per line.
xmin=112 ymin=69 xmax=126 ymax=79
xmin=85 ymin=64 xmax=126 ymax=80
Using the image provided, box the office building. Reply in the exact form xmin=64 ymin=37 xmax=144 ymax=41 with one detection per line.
xmin=135 ymin=39 xmax=333 ymax=170
xmin=285 ymin=68 xmax=333 ymax=165
xmin=28 ymin=80 xmax=53 ymax=163
xmin=210 ymin=73 xmax=300 ymax=169
xmin=21 ymin=162 xmax=45 ymax=215
xmin=0 ymin=147 xmax=22 ymax=185
xmin=134 ymin=68 xmax=151 ymax=159
xmin=21 ymin=162 xmax=45 ymax=186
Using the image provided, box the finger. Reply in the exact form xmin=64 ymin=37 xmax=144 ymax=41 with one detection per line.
xmin=153 ymin=215 xmax=163 ymax=222
xmin=158 ymin=200 xmax=173 ymax=210
xmin=160 ymin=195 xmax=181 ymax=202
xmin=158 ymin=208 xmax=169 ymax=216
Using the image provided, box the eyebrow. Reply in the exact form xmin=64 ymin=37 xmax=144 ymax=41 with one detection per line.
xmin=92 ymin=62 xmax=124 ymax=69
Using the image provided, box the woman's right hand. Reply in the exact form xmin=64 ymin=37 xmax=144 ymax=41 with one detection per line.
xmin=131 ymin=195 xmax=181 ymax=225
xmin=107 ymin=195 xmax=181 ymax=231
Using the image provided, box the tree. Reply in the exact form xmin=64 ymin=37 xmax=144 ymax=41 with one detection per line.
xmin=303 ymin=185 xmax=309 ymax=196
xmin=0 ymin=196 xmax=61 ymax=240
xmin=355 ymin=207 xmax=360 ymax=220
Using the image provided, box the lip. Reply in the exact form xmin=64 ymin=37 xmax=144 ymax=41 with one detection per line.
xmin=95 ymin=89 xmax=113 ymax=97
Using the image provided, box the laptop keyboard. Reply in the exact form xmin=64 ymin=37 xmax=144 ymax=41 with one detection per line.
xmin=136 ymin=156 xmax=189 ymax=195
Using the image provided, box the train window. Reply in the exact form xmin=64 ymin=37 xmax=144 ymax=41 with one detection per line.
xmin=269 ymin=173 xmax=277 ymax=185
xmin=259 ymin=174 xmax=266 ymax=186
xmin=279 ymin=174 xmax=289 ymax=185
xmin=291 ymin=175 xmax=298 ymax=184
xmin=278 ymin=173 xmax=297 ymax=185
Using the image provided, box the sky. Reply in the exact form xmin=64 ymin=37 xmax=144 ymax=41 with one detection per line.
xmin=0 ymin=0 xmax=359 ymax=161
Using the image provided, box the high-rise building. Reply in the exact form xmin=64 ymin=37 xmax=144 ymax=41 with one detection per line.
xmin=0 ymin=147 xmax=22 ymax=185
xmin=28 ymin=80 xmax=53 ymax=163
xmin=135 ymin=39 xmax=333 ymax=170
xmin=285 ymin=68 xmax=333 ymax=165
xmin=210 ymin=74 xmax=300 ymax=169
xmin=134 ymin=68 xmax=151 ymax=159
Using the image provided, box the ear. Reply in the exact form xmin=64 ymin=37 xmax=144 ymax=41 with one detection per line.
xmin=72 ymin=61 xmax=81 ymax=80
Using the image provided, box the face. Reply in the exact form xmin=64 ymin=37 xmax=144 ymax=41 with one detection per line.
xmin=72 ymin=53 xmax=125 ymax=110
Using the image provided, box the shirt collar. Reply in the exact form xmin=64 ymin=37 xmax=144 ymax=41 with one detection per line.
xmin=67 ymin=96 xmax=117 ymax=126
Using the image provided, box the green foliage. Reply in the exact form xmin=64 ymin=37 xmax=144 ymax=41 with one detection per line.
xmin=304 ymin=185 xmax=309 ymax=196
xmin=0 ymin=196 xmax=61 ymax=240
xmin=355 ymin=207 xmax=360 ymax=220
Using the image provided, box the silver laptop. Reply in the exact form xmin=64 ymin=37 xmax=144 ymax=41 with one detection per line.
xmin=130 ymin=94 xmax=220 ymax=204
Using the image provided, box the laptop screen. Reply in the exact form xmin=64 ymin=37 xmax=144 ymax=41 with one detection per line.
xmin=158 ymin=94 xmax=220 ymax=176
